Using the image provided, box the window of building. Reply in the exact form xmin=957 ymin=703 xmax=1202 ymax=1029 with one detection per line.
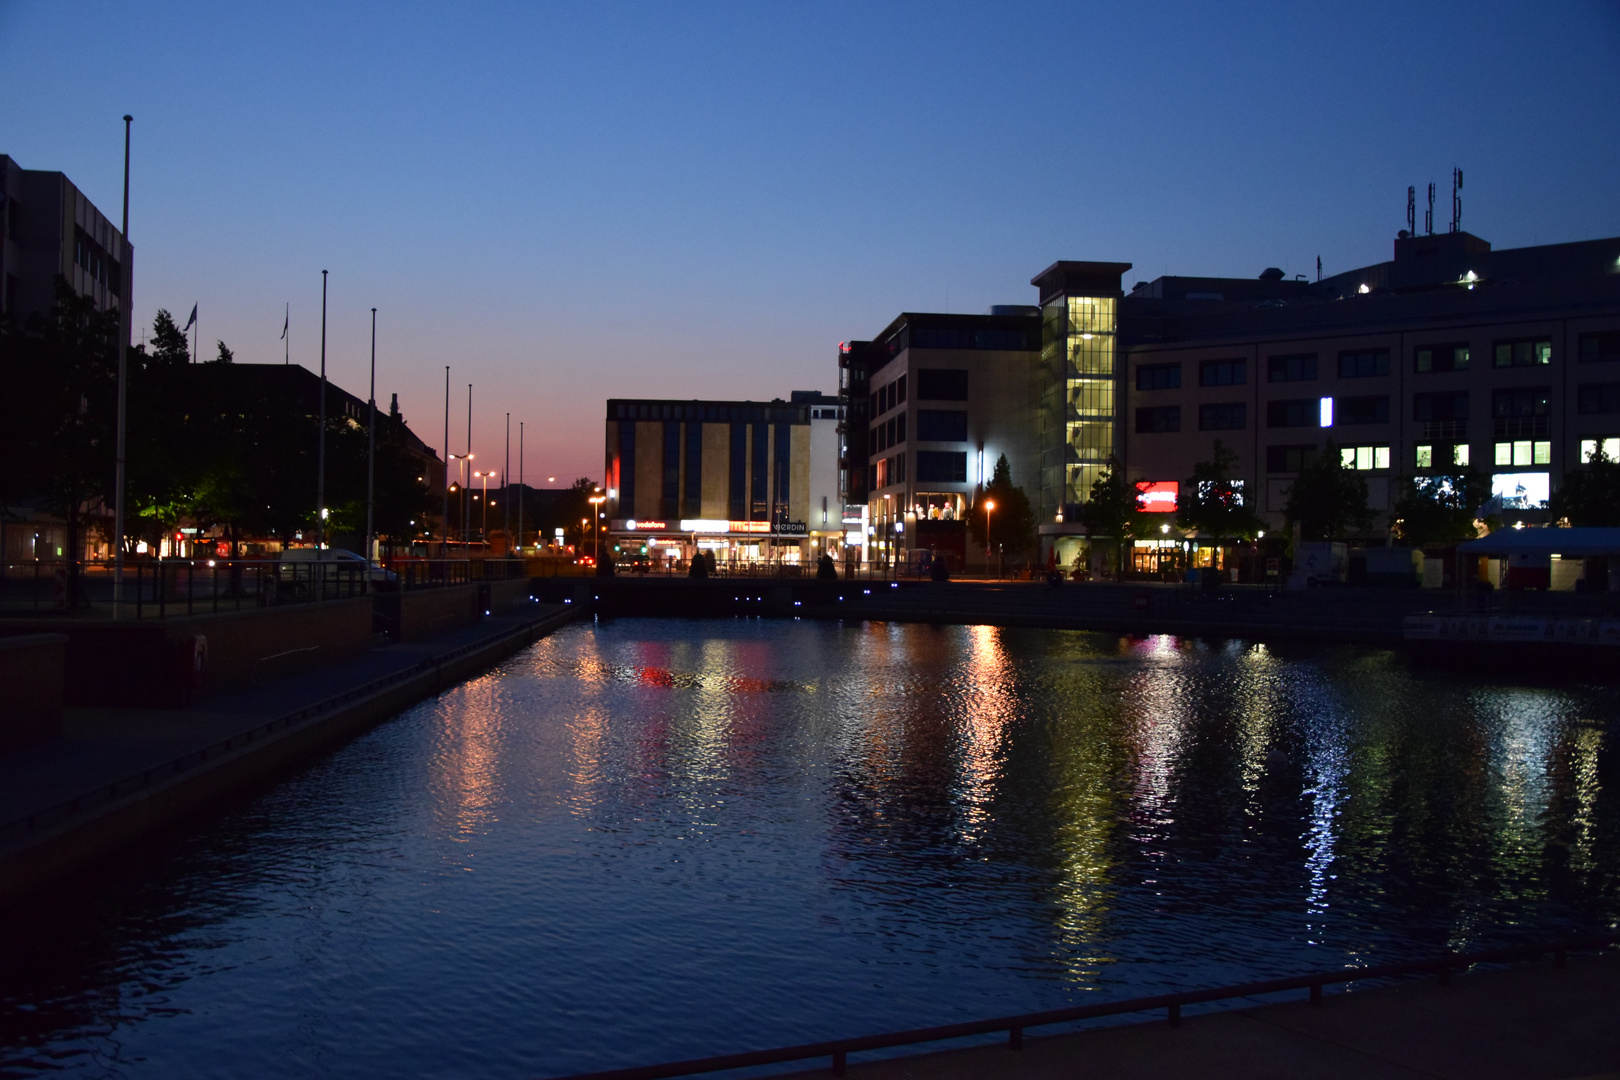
xmin=1198 ymin=402 xmax=1246 ymax=431
xmin=1338 ymin=396 xmax=1389 ymax=425
xmin=1492 ymin=387 xmax=1551 ymax=418
xmin=1494 ymin=441 xmax=1552 ymax=467
xmin=910 ymin=326 xmax=1033 ymax=351
xmin=1339 ymin=445 xmax=1391 ymax=471
xmin=1135 ymin=406 xmax=1181 ymax=433
xmin=1266 ymin=399 xmax=1316 ymax=428
xmin=1338 ymin=349 xmax=1390 ymax=378
xmin=684 ymin=422 xmax=703 ymax=517
xmin=896 ymin=374 xmax=907 ymax=404
xmin=1414 ymin=443 xmax=1470 ymax=467
xmin=916 ymin=409 xmax=968 ymax=441
xmin=1577 ymin=383 xmax=1620 ymax=414
xmin=1415 ymin=343 xmax=1470 ymax=373
xmin=662 ymin=421 xmax=681 ymax=519
xmin=915 ymin=450 xmax=968 ymax=483
xmin=1267 ymin=353 xmax=1317 ymax=382
xmin=751 ymin=422 xmax=769 ymax=519
xmin=1136 ymin=362 xmax=1181 ymax=391
xmin=1412 ymin=392 xmax=1469 ymax=422
xmin=916 ymin=369 xmax=969 ymax=400
xmin=619 ymin=421 xmax=637 ymax=514
xmin=1199 ymin=358 xmax=1246 ymax=387
xmin=1265 ymin=444 xmax=1317 ymax=473
xmin=1580 ymin=332 xmax=1620 ymax=363
xmin=1580 ymin=437 xmax=1620 ymax=462
xmin=1493 ymin=338 xmax=1552 ymax=368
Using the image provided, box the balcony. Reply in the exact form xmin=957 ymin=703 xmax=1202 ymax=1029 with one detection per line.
xmin=1421 ymin=420 xmax=1468 ymax=441
xmin=1493 ymin=416 xmax=1550 ymax=438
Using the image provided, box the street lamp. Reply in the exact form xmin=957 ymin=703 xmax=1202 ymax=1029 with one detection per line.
xmin=984 ymin=499 xmax=995 ymax=577
xmin=588 ymin=489 xmax=606 ymax=568
xmin=473 ymin=470 xmax=496 ymax=545
xmin=447 ymin=453 xmax=472 ymax=548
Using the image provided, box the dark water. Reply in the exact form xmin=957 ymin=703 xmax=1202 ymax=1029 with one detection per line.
xmin=3 ymin=619 xmax=1617 ymax=1079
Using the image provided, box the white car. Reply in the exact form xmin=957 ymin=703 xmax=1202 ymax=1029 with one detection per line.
xmin=277 ymin=547 xmax=399 ymax=585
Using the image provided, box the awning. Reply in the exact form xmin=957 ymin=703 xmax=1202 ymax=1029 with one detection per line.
xmin=1457 ymin=527 xmax=1620 ymax=558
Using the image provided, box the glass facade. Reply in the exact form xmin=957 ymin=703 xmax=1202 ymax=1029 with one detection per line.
xmin=1040 ymin=295 xmax=1118 ymax=517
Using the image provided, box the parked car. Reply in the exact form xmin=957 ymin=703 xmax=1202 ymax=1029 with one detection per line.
xmin=277 ymin=547 xmax=399 ymax=587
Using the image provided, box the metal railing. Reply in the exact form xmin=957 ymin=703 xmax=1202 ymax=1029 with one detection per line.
xmin=547 ymin=932 xmax=1619 ymax=1080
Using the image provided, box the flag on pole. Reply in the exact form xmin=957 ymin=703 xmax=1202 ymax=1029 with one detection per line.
xmin=281 ymin=305 xmax=288 ymax=339
xmin=183 ymin=304 xmax=197 ymax=331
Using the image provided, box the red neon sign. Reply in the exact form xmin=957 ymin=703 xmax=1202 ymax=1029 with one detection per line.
xmin=1135 ymin=481 xmax=1178 ymax=512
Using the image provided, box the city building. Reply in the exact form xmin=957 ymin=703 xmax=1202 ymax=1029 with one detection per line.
xmin=602 ymin=395 xmax=843 ymax=566
xmin=839 ymin=228 xmax=1620 ymax=575
xmin=0 ymin=154 xmax=129 ymax=327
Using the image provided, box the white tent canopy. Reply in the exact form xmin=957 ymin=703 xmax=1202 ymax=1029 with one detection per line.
xmin=1457 ymin=527 xmax=1620 ymax=558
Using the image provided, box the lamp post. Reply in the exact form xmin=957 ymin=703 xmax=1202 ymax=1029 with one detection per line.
xmin=447 ymin=452 xmax=471 ymax=550
xmin=474 ymin=470 xmax=496 ymax=546
xmin=984 ymin=499 xmax=995 ymax=578
xmin=588 ymin=490 xmax=606 ymax=567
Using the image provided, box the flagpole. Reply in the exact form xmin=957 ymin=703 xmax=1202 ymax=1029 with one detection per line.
xmin=113 ymin=114 xmax=132 ymax=620
xmin=316 ymin=270 xmax=328 ymax=551
xmin=503 ymin=411 xmax=510 ymax=548
xmin=464 ymin=384 xmax=472 ymax=548
xmin=366 ymin=306 xmax=377 ymax=566
xmin=518 ymin=421 xmax=524 ymax=555
xmin=284 ymin=302 xmax=289 ymax=365
xmin=441 ymin=365 xmax=450 ymax=559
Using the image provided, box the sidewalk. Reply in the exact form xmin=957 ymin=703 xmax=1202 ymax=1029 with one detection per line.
xmin=777 ymin=952 xmax=1620 ymax=1080
xmin=0 ymin=600 xmax=578 ymax=902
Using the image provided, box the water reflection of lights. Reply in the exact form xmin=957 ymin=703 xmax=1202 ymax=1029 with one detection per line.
xmin=1568 ymin=723 xmax=1604 ymax=877
xmin=951 ymin=626 xmax=1015 ymax=841
xmin=429 ymin=670 xmax=506 ymax=845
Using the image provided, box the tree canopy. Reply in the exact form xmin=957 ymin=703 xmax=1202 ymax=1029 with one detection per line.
xmin=968 ymin=454 xmax=1036 ymax=561
xmin=1390 ymin=468 xmax=1491 ymax=547
xmin=1283 ymin=444 xmax=1374 ymax=541
xmin=1549 ymin=448 xmax=1620 ymax=527
xmin=1177 ymin=439 xmax=1263 ymax=543
xmin=1077 ymin=456 xmax=1137 ymax=575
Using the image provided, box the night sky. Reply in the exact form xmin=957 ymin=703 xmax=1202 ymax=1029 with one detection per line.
xmin=4 ymin=1 xmax=1617 ymax=483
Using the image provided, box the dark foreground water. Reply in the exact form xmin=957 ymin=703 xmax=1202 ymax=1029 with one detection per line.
xmin=3 ymin=619 xmax=1618 ymax=1078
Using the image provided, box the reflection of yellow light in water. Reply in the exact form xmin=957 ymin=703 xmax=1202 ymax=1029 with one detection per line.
xmin=1568 ymin=724 xmax=1603 ymax=876
xmin=953 ymin=626 xmax=1014 ymax=837
xmin=431 ymin=669 xmax=505 ymax=844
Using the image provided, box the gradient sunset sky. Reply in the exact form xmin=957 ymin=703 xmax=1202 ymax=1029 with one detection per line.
xmin=4 ymin=1 xmax=1617 ymax=483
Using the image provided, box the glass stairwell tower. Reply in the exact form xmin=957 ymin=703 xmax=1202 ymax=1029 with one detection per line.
xmin=1029 ymin=261 xmax=1132 ymax=525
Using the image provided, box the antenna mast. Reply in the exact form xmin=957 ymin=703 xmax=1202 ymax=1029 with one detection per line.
xmin=1407 ymin=186 xmax=1415 ymax=236
xmin=1425 ymin=183 xmax=1435 ymax=235
xmin=1451 ymin=168 xmax=1463 ymax=233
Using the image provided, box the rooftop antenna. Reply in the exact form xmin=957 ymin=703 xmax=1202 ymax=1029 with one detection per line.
xmin=1425 ymin=183 xmax=1435 ymax=235
xmin=1450 ymin=167 xmax=1463 ymax=233
xmin=1407 ymin=186 xmax=1415 ymax=237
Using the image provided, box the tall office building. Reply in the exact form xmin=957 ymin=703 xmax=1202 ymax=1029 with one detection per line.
xmin=0 ymin=155 xmax=129 ymax=328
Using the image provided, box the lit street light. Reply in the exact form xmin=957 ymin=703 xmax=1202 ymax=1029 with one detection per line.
xmin=984 ymin=499 xmax=995 ymax=578
xmin=474 ymin=470 xmax=497 ymax=545
xmin=588 ymin=489 xmax=606 ymax=569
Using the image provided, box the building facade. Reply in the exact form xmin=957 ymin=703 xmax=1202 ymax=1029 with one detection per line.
xmin=603 ymin=396 xmax=842 ymax=566
xmin=0 ymin=155 xmax=130 ymax=327
xmin=838 ymin=230 xmax=1620 ymax=572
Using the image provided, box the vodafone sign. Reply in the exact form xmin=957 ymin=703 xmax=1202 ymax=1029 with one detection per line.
xmin=1135 ymin=481 xmax=1178 ymax=512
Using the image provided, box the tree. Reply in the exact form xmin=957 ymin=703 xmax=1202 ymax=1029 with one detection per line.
xmin=0 ymin=279 xmax=121 ymax=605
xmin=1549 ymin=448 xmax=1620 ymax=526
xmin=1283 ymin=443 xmax=1374 ymax=541
xmin=968 ymin=454 xmax=1036 ymax=565
xmin=1177 ymin=439 xmax=1263 ymax=547
xmin=213 ymin=339 xmax=234 ymax=364
xmin=1390 ymin=468 xmax=1492 ymax=547
xmin=1077 ymin=456 xmax=1137 ymax=577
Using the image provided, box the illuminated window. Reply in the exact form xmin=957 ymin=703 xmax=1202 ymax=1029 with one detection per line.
xmin=1414 ymin=344 xmax=1470 ymax=373
xmin=1493 ymin=338 xmax=1552 ymax=368
xmin=1416 ymin=444 xmax=1433 ymax=468
xmin=1494 ymin=441 xmax=1551 ymax=466
xmin=1454 ymin=444 xmax=1470 ymax=466
xmin=1319 ymin=397 xmax=1334 ymax=427
xmin=1340 ymin=445 xmax=1391 ymax=470
xmin=1580 ymin=437 xmax=1620 ymax=462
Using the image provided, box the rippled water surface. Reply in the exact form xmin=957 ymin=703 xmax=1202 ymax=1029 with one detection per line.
xmin=3 ymin=619 xmax=1618 ymax=1078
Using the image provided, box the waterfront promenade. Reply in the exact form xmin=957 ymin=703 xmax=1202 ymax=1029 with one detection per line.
xmin=771 ymin=951 xmax=1620 ymax=1080
xmin=0 ymin=599 xmax=577 ymax=903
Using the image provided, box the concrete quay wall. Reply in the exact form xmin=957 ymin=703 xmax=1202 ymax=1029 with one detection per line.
xmin=0 ymin=634 xmax=66 ymax=754
xmin=0 ymin=604 xmax=576 ymax=905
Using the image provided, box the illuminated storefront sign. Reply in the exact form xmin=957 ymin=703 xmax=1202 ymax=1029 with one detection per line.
xmin=1135 ymin=481 xmax=1178 ymax=512
xmin=679 ymin=519 xmax=730 ymax=533
xmin=623 ymin=519 xmax=667 ymax=530
xmin=777 ymin=521 xmax=807 ymax=536
xmin=730 ymin=520 xmax=770 ymax=533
